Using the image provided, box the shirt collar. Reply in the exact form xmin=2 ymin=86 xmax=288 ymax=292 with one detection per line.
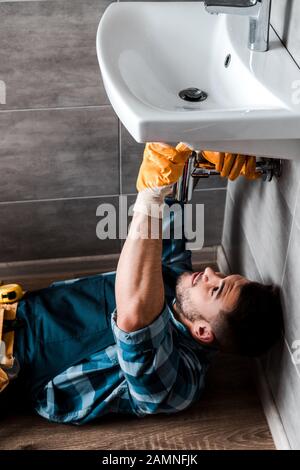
xmin=169 ymin=299 xmax=219 ymax=355
xmin=169 ymin=299 xmax=191 ymax=339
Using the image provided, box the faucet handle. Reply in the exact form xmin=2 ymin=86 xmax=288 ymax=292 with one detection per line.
xmin=205 ymin=0 xmax=260 ymax=16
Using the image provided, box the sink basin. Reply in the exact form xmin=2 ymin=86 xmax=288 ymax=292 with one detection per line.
xmin=97 ymin=2 xmax=300 ymax=159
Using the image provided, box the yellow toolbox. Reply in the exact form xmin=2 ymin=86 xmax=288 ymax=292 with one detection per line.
xmin=0 ymin=284 xmax=24 ymax=304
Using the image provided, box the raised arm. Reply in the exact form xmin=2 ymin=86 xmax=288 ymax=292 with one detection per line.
xmin=115 ymin=142 xmax=192 ymax=333
xmin=115 ymin=212 xmax=164 ymax=332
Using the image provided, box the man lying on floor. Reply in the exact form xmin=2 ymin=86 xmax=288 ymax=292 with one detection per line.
xmin=0 ymin=143 xmax=283 ymax=424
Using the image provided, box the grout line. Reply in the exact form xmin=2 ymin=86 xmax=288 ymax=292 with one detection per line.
xmin=271 ymin=24 xmax=300 ymax=72
xmin=216 ymin=244 xmax=231 ymax=275
xmin=118 ymin=120 xmax=124 ymax=249
xmin=125 ymin=188 xmax=228 ymax=197
xmin=0 ymin=194 xmax=121 ymax=205
xmin=293 ymin=212 xmax=300 ymax=233
xmin=195 ymin=187 xmax=227 ymax=192
xmin=280 ymin=178 xmax=300 ymax=287
xmin=118 ymin=119 xmax=123 ymax=195
xmin=0 ymin=187 xmax=227 ymax=206
xmin=0 ymin=104 xmax=112 ymax=114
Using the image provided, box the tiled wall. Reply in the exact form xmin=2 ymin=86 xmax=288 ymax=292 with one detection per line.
xmin=222 ymin=0 xmax=300 ymax=449
xmin=0 ymin=0 xmax=226 ymax=263
xmin=271 ymin=0 xmax=300 ymax=67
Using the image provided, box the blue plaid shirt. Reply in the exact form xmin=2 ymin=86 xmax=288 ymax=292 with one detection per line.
xmin=34 ymin=205 xmax=218 ymax=424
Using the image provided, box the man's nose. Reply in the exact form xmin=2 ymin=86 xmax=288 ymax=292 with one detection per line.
xmin=203 ymin=267 xmax=215 ymax=280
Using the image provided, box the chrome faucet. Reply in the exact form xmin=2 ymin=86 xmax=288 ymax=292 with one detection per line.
xmin=204 ymin=0 xmax=272 ymax=52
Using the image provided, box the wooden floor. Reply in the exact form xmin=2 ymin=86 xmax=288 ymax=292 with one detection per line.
xmin=0 ymin=264 xmax=275 ymax=450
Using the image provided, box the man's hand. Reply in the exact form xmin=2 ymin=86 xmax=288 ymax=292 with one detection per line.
xmin=201 ymin=151 xmax=260 ymax=181
xmin=115 ymin=142 xmax=192 ymax=332
xmin=134 ymin=142 xmax=193 ymax=218
xmin=137 ymin=142 xmax=192 ymax=191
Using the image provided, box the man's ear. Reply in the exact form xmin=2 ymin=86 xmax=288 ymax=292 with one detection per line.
xmin=193 ymin=320 xmax=215 ymax=344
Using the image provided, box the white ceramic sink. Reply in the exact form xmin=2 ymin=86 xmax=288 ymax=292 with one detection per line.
xmin=97 ymin=2 xmax=300 ymax=159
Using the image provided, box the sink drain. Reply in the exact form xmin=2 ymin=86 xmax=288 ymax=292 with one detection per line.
xmin=179 ymin=88 xmax=208 ymax=102
xmin=224 ymin=53 xmax=231 ymax=68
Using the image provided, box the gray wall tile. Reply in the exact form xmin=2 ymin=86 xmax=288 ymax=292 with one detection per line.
xmin=281 ymin=218 xmax=300 ymax=354
xmin=0 ymin=0 xmax=111 ymax=109
xmin=222 ymin=191 xmax=262 ymax=281
xmin=0 ymin=196 xmax=121 ymax=262
xmin=227 ymin=175 xmax=292 ymax=285
xmin=294 ymin=183 xmax=300 ymax=230
xmin=120 ymin=125 xmax=144 ymax=194
xmin=276 ymin=159 xmax=300 ymax=214
xmin=0 ymin=106 xmax=119 ymax=201
xmin=271 ymin=0 xmax=300 ymax=68
xmin=279 ymin=188 xmax=300 ymax=365
xmin=121 ymin=125 xmax=228 ymax=194
xmin=194 ymin=178 xmax=228 ymax=191
xmin=263 ymin=338 xmax=300 ymax=450
xmin=192 ymin=189 xmax=226 ymax=247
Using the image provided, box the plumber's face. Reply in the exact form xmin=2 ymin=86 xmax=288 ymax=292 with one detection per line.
xmin=175 ymin=266 xmax=249 ymax=323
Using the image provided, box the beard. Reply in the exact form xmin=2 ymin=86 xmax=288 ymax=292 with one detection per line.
xmin=175 ymin=272 xmax=200 ymax=322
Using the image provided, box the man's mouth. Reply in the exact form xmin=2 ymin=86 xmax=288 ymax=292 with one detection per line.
xmin=191 ymin=272 xmax=203 ymax=286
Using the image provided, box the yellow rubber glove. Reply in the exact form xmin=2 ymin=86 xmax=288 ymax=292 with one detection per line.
xmin=134 ymin=142 xmax=193 ymax=217
xmin=136 ymin=142 xmax=193 ymax=191
xmin=240 ymin=155 xmax=261 ymax=180
xmin=201 ymin=151 xmax=260 ymax=181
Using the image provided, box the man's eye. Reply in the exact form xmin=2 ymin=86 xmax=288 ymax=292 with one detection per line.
xmin=211 ymin=287 xmax=218 ymax=296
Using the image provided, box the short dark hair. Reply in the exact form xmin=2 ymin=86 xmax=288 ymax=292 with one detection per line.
xmin=212 ymin=282 xmax=283 ymax=357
